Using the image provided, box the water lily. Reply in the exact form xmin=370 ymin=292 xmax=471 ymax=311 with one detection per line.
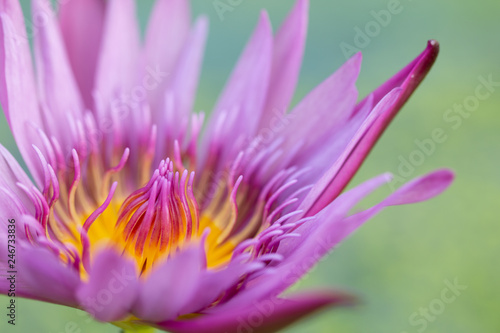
xmin=0 ymin=0 xmax=453 ymax=332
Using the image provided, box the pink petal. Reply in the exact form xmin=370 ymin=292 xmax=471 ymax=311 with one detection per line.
xmin=94 ymin=0 xmax=140 ymax=112
xmin=58 ymin=0 xmax=106 ymax=109
xmin=179 ymin=260 xmax=265 ymax=315
xmin=15 ymin=245 xmax=81 ymax=307
xmin=303 ymin=41 xmax=440 ymax=216
xmin=261 ymin=52 xmax=361 ymax=180
xmin=156 ymin=16 xmax=208 ymax=158
xmin=0 ymin=144 xmax=35 ymax=217
xmin=76 ymin=247 xmax=139 ymax=322
xmin=133 ymin=246 xmax=205 ymax=322
xmin=277 ymin=170 xmax=453 ymax=293
xmin=202 ymin=11 xmax=273 ymax=165
xmin=144 ymin=0 xmax=190 ymax=109
xmin=32 ymin=0 xmax=84 ymax=142
xmin=0 ymin=4 xmax=44 ymax=184
xmin=258 ymin=0 xmax=309 ymax=129
xmin=159 ymin=291 xmax=353 ymax=333
xmin=298 ymin=88 xmax=401 ymax=216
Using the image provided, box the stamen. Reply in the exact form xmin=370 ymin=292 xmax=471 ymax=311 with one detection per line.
xmin=114 ymin=160 xmax=200 ymax=269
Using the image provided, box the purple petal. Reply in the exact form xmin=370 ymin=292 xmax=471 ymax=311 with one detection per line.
xmin=76 ymin=247 xmax=139 ymax=322
xmin=159 ymin=291 xmax=353 ymax=333
xmin=94 ymin=0 xmax=140 ymax=110
xmin=32 ymin=0 xmax=84 ymax=141
xmin=202 ymin=11 xmax=273 ymax=165
xmin=133 ymin=245 xmax=205 ymax=322
xmin=179 ymin=260 xmax=265 ymax=315
xmin=258 ymin=0 xmax=309 ymax=129
xmin=259 ymin=53 xmax=361 ymax=182
xmin=0 ymin=3 xmax=44 ymax=184
xmin=15 ymin=244 xmax=81 ymax=307
xmin=298 ymin=88 xmax=401 ymax=216
xmin=303 ymin=41 xmax=440 ymax=215
xmin=276 ymin=170 xmax=453 ymax=292
xmin=59 ymin=0 xmax=106 ymax=109
xmin=156 ymin=16 xmax=208 ymax=159
xmin=144 ymin=0 xmax=190 ymax=109
xmin=0 ymin=144 xmax=35 ymax=216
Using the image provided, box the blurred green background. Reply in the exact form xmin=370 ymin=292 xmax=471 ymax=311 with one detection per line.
xmin=1 ymin=0 xmax=499 ymax=332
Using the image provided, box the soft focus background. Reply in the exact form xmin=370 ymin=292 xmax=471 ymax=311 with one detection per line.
xmin=1 ymin=0 xmax=499 ymax=332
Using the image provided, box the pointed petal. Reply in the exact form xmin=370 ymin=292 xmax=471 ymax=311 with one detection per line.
xmin=203 ymin=11 xmax=273 ymax=163
xmin=211 ymin=173 xmax=391 ymax=312
xmin=32 ymin=0 xmax=84 ymax=142
xmin=304 ymin=41 xmax=440 ymax=215
xmin=157 ymin=16 xmax=208 ymax=156
xmin=94 ymin=0 xmax=140 ymax=111
xmin=299 ymin=88 xmax=401 ymax=216
xmin=58 ymin=0 xmax=106 ymax=108
xmin=76 ymin=248 xmax=139 ymax=322
xmin=258 ymin=0 xmax=309 ymax=129
xmin=133 ymin=246 xmax=204 ymax=322
xmin=277 ymin=170 xmax=453 ymax=291
xmin=278 ymin=52 xmax=360 ymax=155
xmin=0 ymin=144 xmax=35 ymax=214
xmin=144 ymin=0 xmax=190 ymax=108
xmin=159 ymin=291 xmax=353 ymax=333
xmin=0 ymin=4 xmax=44 ymax=183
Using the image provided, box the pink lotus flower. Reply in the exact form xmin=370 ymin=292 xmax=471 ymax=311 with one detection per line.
xmin=0 ymin=0 xmax=453 ymax=332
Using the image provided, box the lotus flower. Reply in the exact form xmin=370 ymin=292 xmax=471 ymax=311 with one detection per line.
xmin=0 ymin=0 xmax=453 ymax=332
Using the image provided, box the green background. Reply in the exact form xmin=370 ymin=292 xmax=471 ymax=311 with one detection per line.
xmin=1 ymin=0 xmax=499 ymax=332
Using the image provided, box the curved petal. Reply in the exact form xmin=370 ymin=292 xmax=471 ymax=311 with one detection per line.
xmin=156 ymin=16 xmax=208 ymax=159
xmin=133 ymin=245 xmax=205 ymax=322
xmin=76 ymin=247 xmax=139 ymax=322
xmin=15 ymin=244 xmax=81 ymax=307
xmin=159 ymin=291 xmax=353 ymax=333
xmin=298 ymin=88 xmax=401 ymax=216
xmin=94 ymin=0 xmax=140 ymax=115
xmin=32 ymin=0 xmax=84 ymax=142
xmin=303 ymin=41 xmax=440 ymax=215
xmin=256 ymin=52 xmax=361 ymax=182
xmin=202 ymin=11 xmax=273 ymax=167
xmin=0 ymin=144 xmax=35 ymax=216
xmin=0 ymin=4 xmax=44 ymax=184
xmin=59 ymin=0 xmax=106 ymax=109
xmin=144 ymin=0 xmax=190 ymax=109
xmin=258 ymin=0 xmax=309 ymax=129
xmin=213 ymin=170 xmax=453 ymax=311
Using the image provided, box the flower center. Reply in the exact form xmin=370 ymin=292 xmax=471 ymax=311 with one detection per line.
xmin=112 ymin=159 xmax=199 ymax=272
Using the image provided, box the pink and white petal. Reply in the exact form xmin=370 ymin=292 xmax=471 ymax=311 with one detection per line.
xmin=133 ymin=245 xmax=205 ymax=322
xmin=275 ymin=170 xmax=453 ymax=294
xmin=258 ymin=0 xmax=309 ymax=129
xmin=159 ymin=291 xmax=353 ymax=333
xmin=13 ymin=244 xmax=81 ymax=307
xmin=32 ymin=0 xmax=84 ymax=142
xmin=0 ymin=144 xmax=35 ymax=214
xmin=76 ymin=247 xmax=139 ymax=322
xmin=202 ymin=11 xmax=273 ymax=167
xmin=0 ymin=5 xmax=44 ymax=184
xmin=144 ymin=0 xmax=190 ymax=109
xmin=156 ymin=16 xmax=208 ymax=159
xmin=94 ymin=0 xmax=140 ymax=115
xmin=298 ymin=88 xmax=401 ymax=217
xmin=59 ymin=0 xmax=106 ymax=109
xmin=303 ymin=41 xmax=440 ymax=215
xmin=211 ymin=173 xmax=391 ymax=312
xmin=256 ymin=53 xmax=361 ymax=182
xmin=179 ymin=260 xmax=265 ymax=315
